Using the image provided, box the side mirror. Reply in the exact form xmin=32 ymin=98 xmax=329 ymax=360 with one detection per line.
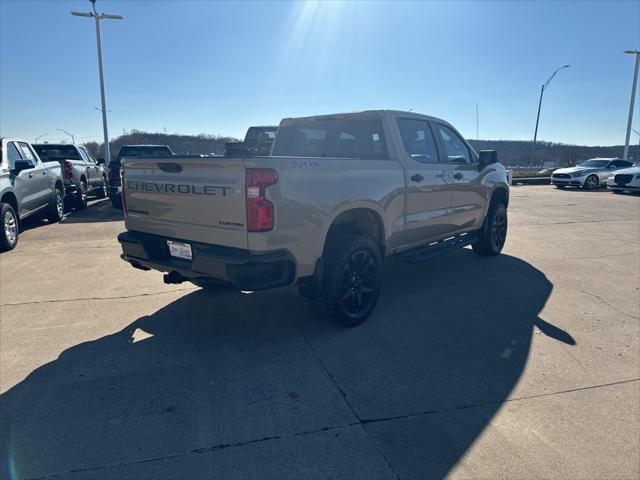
xmin=13 ymin=160 xmax=35 ymax=174
xmin=96 ymin=158 xmax=106 ymax=165
xmin=479 ymin=150 xmax=498 ymax=169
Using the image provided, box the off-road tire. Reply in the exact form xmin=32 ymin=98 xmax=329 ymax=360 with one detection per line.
xmin=472 ymin=202 xmax=507 ymax=256
xmin=0 ymin=202 xmax=19 ymax=252
xmin=110 ymin=194 xmax=122 ymax=210
xmin=310 ymin=234 xmax=382 ymax=327
xmin=47 ymin=187 xmax=64 ymax=223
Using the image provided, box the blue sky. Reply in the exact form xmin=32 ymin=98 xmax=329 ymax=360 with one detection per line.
xmin=1 ymin=0 xmax=638 ymax=145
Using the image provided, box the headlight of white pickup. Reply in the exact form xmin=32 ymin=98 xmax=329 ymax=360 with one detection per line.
xmin=608 ymin=174 xmax=615 ymax=180
xmin=635 ymin=174 xmax=640 ymax=179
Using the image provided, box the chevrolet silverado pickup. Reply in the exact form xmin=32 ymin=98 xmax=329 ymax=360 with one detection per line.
xmin=224 ymin=126 xmax=278 ymax=157
xmin=1 ymin=138 xmax=64 ymax=251
xmin=118 ymin=110 xmax=509 ymax=326
xmin=33 ymin=143 xmax=107 ymax=209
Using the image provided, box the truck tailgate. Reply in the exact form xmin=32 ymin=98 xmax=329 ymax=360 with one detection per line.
xmin=122 ymin=157 xmax=247 ymax=249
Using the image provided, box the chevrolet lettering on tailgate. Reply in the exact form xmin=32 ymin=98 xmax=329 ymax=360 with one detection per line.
xmin=126 ymin=180 xmax=230 ymax=196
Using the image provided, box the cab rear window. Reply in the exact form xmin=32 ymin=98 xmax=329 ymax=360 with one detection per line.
xmin=273 ymin=118 xmax=388 ymax=159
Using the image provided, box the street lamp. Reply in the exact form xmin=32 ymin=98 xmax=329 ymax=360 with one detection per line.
xmin=622 ymin=50 xmax=640 ymax=161
xmin=35 ymin=133 xmax=48 ymax=143
xmin=71 ymin=0 xmax=123 ymax=166
xmin=56 ymin=129 xmax=75 ymax=144
xmin=531 ymin=65 xmax=570 ymax=168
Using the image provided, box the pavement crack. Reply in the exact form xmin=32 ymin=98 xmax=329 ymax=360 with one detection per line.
xmin=1 ymin=288 xmax=197 ymax=307
xmin=360 ymin=378 xmax=640 ymax=426
xmin=28 ymin=423 xmax=358 ymax=480
xmin=296 ymin=324 xmax=401 ymax=480
xmin=578 ymin=289 xmax=640 ymax=320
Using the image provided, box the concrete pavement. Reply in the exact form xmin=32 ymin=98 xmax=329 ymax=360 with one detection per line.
xmin=1 ymin=187 xmax=638 ymax=479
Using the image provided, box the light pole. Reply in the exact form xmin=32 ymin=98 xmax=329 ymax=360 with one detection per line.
xmin=35 ymin=133 xmax=48 ymax=143
xmin=531 ymin=65 xmax=570 ymax=168
xmin=57 ymin=129 xmax=75 ymax=144
xmin=623 ymin=50 xmax=640 ymax=161
xmin=71 ymin=0 xmax=122 ymax=166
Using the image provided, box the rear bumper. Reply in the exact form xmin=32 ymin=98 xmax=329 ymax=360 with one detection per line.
xmin=118 ymin=230 xmax=296 ymax=291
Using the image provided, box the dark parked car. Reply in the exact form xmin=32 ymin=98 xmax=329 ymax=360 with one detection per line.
xmin=108 ymin=145 xmax=174 ymax=209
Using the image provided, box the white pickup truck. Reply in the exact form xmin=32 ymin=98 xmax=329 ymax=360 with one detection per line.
xmin=118 ymin=110 xmax=509 ymax=326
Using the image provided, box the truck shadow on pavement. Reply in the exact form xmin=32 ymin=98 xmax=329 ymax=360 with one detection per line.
xmin=0 ymin=251 xmax=575 ymax=479
xmin=61 ymin=198 xmax=123 ymax=224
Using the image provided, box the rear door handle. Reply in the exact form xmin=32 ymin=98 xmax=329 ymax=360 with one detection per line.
xmin=410 ymin=174 xmax=424 ymax=183
xmin=453 ymin=172 xmax=464 ymax=180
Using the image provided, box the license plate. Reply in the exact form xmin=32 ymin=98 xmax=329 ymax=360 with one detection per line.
xmin=167 ymin=241 xmax=192 ymax=260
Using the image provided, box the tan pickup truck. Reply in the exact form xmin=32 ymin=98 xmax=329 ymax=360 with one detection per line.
xmin=118 ymin=110 xmax=509 ymax=326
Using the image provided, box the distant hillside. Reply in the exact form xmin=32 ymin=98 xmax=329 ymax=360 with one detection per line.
xmin=83 ymin=130 xmax=239 ymax=158
xmin=467 ymin=140 xmax=636 ymax=167
xmin=82 ymin=130 xmax=637 ymax=167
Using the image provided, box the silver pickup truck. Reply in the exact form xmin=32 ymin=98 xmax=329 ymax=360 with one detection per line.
xmin=1 ymin=138 xmax=64 ymax=251
xmin=33 ymin=144 xmax=107 ymax=209
xmin=118 ymin=111 xmax=509 ymax=326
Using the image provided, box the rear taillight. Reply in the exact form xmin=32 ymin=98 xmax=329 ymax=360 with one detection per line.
xmin=246 ymin=168 xmax=277 ymax=232
xmin=121 ymin=164 xmax=128 ymax=214
xmin=63 ymin=161 xmax=73 ymax=181
xmin=108 ymin=167 xmax=114 ymax=182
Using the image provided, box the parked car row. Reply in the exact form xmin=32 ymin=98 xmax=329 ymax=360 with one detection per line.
xmin=33 ymin=143 xmax=108 ymax=209
xmin=1 ymin=138 xmax=65 ymax=251
xmin=551 ymin=158 xmax=637 ymax=192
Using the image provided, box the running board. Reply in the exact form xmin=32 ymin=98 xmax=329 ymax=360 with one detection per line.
xmin=394 ymin=232 xmax=479 ymax=263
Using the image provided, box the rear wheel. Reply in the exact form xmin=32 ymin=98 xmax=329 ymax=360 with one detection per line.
xmin=110 ymin=193 xmax=122 ymax=210
xmin=584 ymin=175 xmax=599 ymax=190
xmin=0 ymin=203 xmax=19 ymax=252
xmin=310 ymin=234 xmax=382 ymax=327
xmin=473 ymin=202 xmax=508 ymax=256
xmin=47 ymin=187 xmax=64 ymax=223
xmin=75 ymin=181 xmax=88 ymax=210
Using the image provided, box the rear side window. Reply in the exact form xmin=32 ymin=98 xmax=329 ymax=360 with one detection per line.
xmin=433 ymin=123 xmax=472 ymax=163
xmin=612 ymin=160 xmax=633 ymax=168
xmin=273 ymin=118 xmax=388 ymax=159
xmin=397 ymin=118 xmax=439 ymax=163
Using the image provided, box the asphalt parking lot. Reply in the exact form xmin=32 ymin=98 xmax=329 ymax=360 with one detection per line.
xmin=1 ymin=186 xmax=638 ymax=480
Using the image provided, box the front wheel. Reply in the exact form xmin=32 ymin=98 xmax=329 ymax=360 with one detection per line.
xmin=584 ymin=175 xmax=599 ymax=190
xmin=473 ymin=202 xmax=508 ymax=256
xmin=555 ymin=185 xmax=565 ymax=189
xmin=0 ymin=203 xmax=19 ymax=252
xmin=310 ymin=234 xmax=382 ymax=327
xmin=47 ymin=187 xmax=64 ymax=223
